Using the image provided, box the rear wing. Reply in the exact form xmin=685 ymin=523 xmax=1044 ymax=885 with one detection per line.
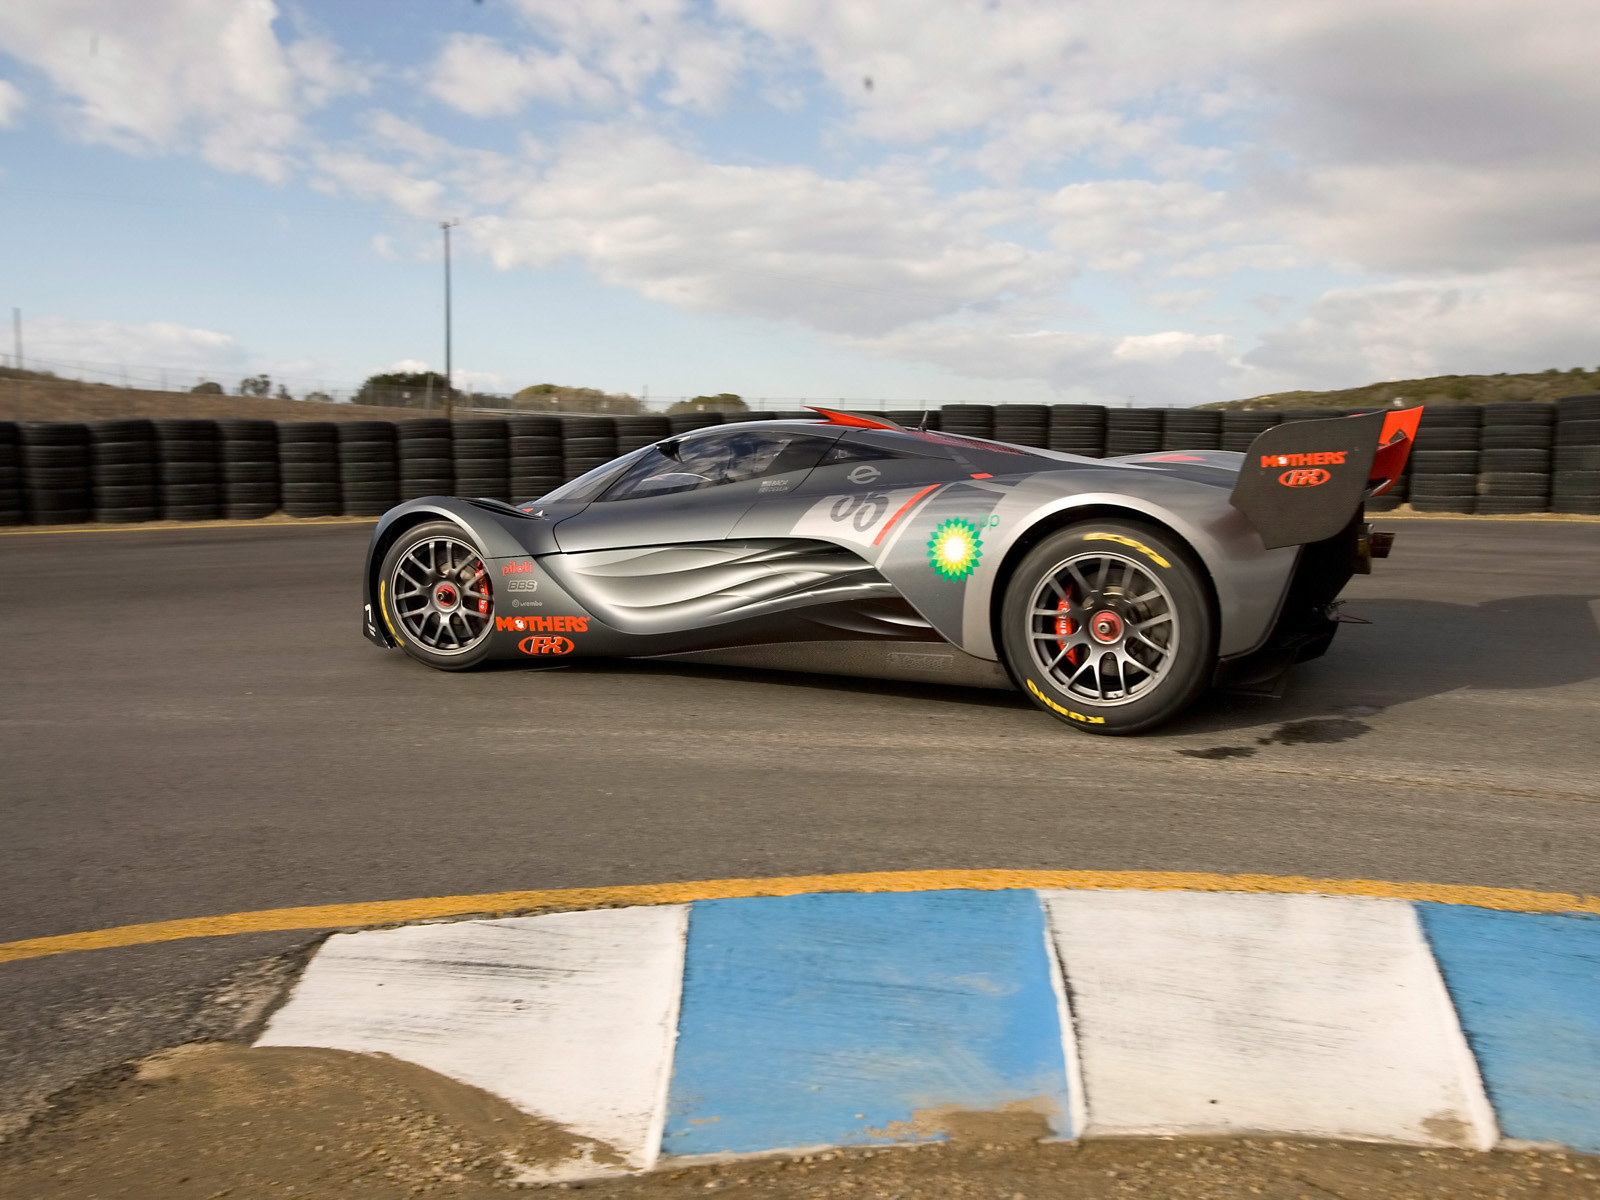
xmin=1229 ymin=407 xmax=1422 ymax=549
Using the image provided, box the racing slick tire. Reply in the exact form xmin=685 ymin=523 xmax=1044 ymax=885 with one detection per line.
xmin=378 ymin=521 xmax=498 ymax=671
xmin=1000 ymin=520 xmax=1215 ymax=735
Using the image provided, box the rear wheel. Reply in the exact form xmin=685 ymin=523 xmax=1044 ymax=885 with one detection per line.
xmin=379 ymin=521 xmax=496 ymax=670
xmin=999 ymin=520 xmax=1215 ymax=734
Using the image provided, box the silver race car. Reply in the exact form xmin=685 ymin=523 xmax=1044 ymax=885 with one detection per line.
xmin=361 ymin=406 xmax=1421 ymax=733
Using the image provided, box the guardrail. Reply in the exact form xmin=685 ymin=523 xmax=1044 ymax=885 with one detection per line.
xmin=2 ymin=398 xmax=1596 ymax=524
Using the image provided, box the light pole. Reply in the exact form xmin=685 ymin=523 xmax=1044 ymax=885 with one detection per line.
xmin=441 ymin=219 xmax=459 ymax=419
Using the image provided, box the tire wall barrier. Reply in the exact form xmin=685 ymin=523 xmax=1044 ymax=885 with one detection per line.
xmin=1 ymin=400 xmax=1594 ymax=525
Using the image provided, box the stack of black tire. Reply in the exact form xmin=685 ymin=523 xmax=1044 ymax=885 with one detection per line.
xmin=557 ymin=416 xmax=616 ymax=484
xmin=1406 ymin=406 xmax=1481 ymax=513
xmin=1161 ymin=408 xmax=1222 ymax=451
xmin=1221 ymin=410 xmax=1279 ymax=453
xmin=1104 ymin=409 xmax=1163 ymax=457
xmin=939 ymin=405 xmax=993 ymax=439
xmin=397 ymin=419 xmax=453 ymax=500
xmin=508 ymin=415 xmax=566 ymax=500
xmin=0 ymin=423 xmax=21 ymax=525
xmin=21 ymin=422 xmax=91 ymax=525
xmin=452 ymin=419 xmax=510 ymax=501
xmin=993 ymin=404 xmax=1050 ymax=448
xmin=154 ymin=419 xmax=221 ymax=521
xmin=1553 ymin=393 xmax=1600 ymax=515
xmin=337 ymin=422 xmax=399 ymax=516
xmin=89 ymin=419 xmax=158 ymax=523
xmin=667 ymin=412 xmax=724 ymax=437
xmin=1476 ymin=402 xmax=1554 ymax=514
xmin=278 ymin=423 xmax=340 ymax=517
xmin=1048 ymin=405 xmax=1106 ymax=456
xmin=614 ymin=414 xmax=671 ymax=455
xmin=218 ymin=419 xmax=279 ymax=519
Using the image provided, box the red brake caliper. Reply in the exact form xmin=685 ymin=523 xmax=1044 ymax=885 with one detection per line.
xmin=474 ymin=563 xmax=489 ymax=615
xmin=1055 ymin=590 xmax=1083 ymax=667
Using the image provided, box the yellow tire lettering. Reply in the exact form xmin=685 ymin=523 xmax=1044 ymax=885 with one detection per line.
xmin=378 ymin=580 xmax=405 ymax=646
xmin=1084 ymin=532 xmax=1170 ymax=568
xmin=1026 ymin=678 xmax=1106 ymax=724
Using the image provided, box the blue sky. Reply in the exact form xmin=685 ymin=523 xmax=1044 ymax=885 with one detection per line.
xmin=2 ymin=1 xmax=1598 ymax=409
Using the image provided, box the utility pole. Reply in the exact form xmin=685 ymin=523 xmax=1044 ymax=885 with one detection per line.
xmin=12 ymin=308 xmax=20 ymax=372
xmin=441 ymin=219 xmax=459 ymax=420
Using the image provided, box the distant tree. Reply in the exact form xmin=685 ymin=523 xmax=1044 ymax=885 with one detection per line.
xmin=238 ymin=374 xmax=271 ymax=397
xmin=354 ymin=371 xmax=450 ymax=408
xmin=303 ymin=390 xmax=334 ymax=404
xmin=512 ymin=383 xmax=643 ymax=414
xmin=669 ymin=393 xmax=748 ymax=414
xmin=190 ymin=380 xmax=224 ymax=394
xmin=275 ymin=383 xmax=293 ymax=400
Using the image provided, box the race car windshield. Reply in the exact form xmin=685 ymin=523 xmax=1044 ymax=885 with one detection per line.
xmin=600 ymin=430 xmax=837 ymax=501
xmin=531 ymin=448 xmax=648 ymax=505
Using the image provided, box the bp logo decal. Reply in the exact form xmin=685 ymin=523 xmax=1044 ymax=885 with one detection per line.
xmin=927 ymin=517 xmax=984 ymax=580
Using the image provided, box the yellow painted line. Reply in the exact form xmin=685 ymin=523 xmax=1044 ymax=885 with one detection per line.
xmin=5 ymin=870 xmax=1600 ymax=965
xmin=0 ymin=516 xmax=379 ymax=536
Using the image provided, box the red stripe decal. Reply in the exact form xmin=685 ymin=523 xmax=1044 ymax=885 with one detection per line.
xmin=873 ymin=484 xmax=941 ymax=546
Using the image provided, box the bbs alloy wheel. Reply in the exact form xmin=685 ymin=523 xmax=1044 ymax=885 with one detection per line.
xmin=1000 ymin=521 xmax=1215 ymax=734
xmin=379 ymin=521 xmax=496 ymax=670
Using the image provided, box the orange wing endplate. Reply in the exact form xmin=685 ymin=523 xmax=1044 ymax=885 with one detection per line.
xmin=1369 ymin=406 xmax=1423 ymax=495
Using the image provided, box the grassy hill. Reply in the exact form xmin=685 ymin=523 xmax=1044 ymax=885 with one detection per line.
xmin=1202 ymin=367 xmax=1600 ymax=411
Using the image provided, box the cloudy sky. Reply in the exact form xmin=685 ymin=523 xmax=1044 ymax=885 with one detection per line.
xmin=2 ymin=0 xmax=1597 ymax=407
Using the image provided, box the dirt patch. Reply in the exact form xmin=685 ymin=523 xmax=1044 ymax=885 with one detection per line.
xmin=5 ymin=1048 xmax=1600 ymax=1200
xmin=0 ymin=1043 xmax=619 ymax=1198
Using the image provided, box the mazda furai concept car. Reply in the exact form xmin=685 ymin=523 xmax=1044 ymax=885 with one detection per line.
xmin=361 ymin=406 xmax=1421 ymax=733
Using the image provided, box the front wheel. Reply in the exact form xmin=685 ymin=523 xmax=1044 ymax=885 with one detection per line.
xmin=378 ymin=521 xmax=496 ymax=671
xmin=999 ymin=520 xmax=1215 ymax=734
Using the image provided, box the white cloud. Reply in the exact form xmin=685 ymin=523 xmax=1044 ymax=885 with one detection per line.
xmin=1243 ymin=273 xmax=1600 ymax=391
xmin=0 ymin=76 xmax=24 ymax=126
xmin=463 ymin=126 xmax=1058 ymax=336
xmin=426 ymin=33 xmax=614 ymax=116
xmin=425 ymin=1 xmax=747 ymax=118
xmin=311 ymin=149 xmax=446 ymax=217
xmin=22 ymin=316 xmax=245 ymax=381
xmin=0 ymin=0 xmax=366 ymax=180
xmin=14 ymin=0 xmax=1600 ymax=401
xmin=1044 ymin=180 xmax=1230 ymax=272
xmin=855 ymin=318 xmax=1241 ymax=404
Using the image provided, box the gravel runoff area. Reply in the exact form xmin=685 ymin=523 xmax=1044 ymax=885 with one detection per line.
xmin=1 ymin=1044 xmax=1597 ymax=1200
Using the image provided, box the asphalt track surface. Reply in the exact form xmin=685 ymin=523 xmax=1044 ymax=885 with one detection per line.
xmin=3 ymin=518 xmax=1600 ymax=1135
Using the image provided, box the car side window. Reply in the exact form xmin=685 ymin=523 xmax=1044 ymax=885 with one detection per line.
xmin=819 ymin=433 xmax=954 ymax=465
xmin=820 ymin=440 xmax=894 ymax=464
xmin=600 ymin=430 xmax=836 ymax=501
